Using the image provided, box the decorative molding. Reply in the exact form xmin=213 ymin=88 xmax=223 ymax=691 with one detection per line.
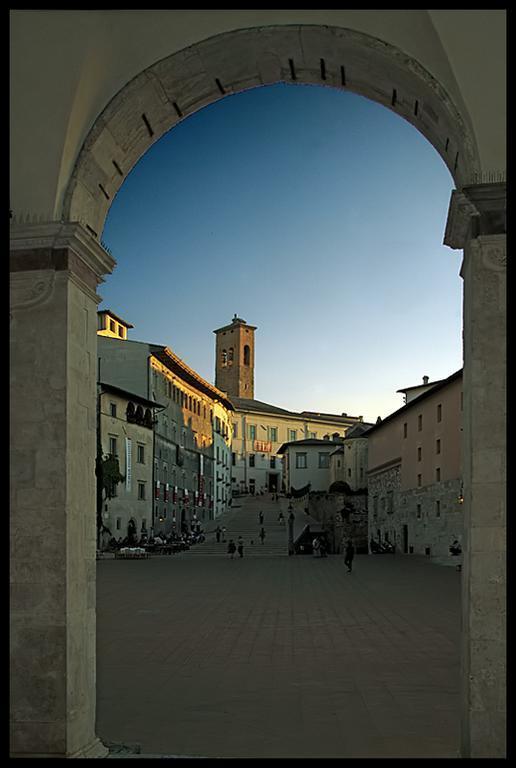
xmin=10 ymin=270 xmax=56 ymax=312
xmin=474 ymin=235 xmax=507 ymax=272
xmin=10 ymin=221 xmax=116 ymax=279
xmin=444 ymin=190 xmax=478 ymax=250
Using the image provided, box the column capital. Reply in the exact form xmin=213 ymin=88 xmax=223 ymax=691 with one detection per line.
xmin=10 ymin=220 xmax=116 ymax=280
xmin=444 ymin=182 xmax=506 ymax=250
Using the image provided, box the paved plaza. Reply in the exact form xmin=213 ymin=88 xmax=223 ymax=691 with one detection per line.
xmin=96 ymin=550 xmax=461 ymax=758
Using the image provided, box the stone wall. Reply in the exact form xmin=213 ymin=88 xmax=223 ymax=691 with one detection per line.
xmin=308 ymin=491 xmax=368 ymax=553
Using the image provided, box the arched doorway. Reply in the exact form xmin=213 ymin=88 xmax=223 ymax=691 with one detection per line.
xmin=9 ymin=20 xmax=505 ymax=759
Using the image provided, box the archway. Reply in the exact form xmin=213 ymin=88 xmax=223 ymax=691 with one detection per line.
xmin=9 ymin=21 xmax=505 ymax=759
xmin=62 ymin=25 xmax=480 ymax=237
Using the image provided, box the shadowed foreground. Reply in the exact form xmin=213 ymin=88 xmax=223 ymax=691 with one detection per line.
xmin=97 ymin=554 xmax=460 ymax=758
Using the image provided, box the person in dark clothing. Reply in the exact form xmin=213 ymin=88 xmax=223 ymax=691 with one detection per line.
xmin=237 ymin=536 xmax=244 ymax=558
xmin=227 ymin=539 xmax=236 ymax=559
xmin=215 ymin=526 xmax=221 ymax=543
xmin=344 ymin=540 xmax=355 ymax=573
xmin=259 ymin=511 xmax=264 ymax=525
xmin=259 ymin=527 xmax=266 ymax=545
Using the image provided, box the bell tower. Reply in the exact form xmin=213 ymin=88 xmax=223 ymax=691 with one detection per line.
xmin=213 ymin=315 xmax=257 ymax=399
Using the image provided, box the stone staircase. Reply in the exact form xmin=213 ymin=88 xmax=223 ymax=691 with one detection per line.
xmin=184 ymin=494 xmax=289 ymax=557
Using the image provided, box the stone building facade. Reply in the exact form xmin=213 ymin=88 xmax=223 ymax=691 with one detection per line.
xmin=309 ymin=490 xmax=369 ymax=554
xmin=367 ymin=370 xmax=463 ymax=558
xmin=98 ymin=383 xmax=156 ymax=544
xmin=97 ymin=312 xmax=234 ymax=534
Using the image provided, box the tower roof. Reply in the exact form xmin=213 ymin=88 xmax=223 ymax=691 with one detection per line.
xmin=213 ymin=314 xmax=257 ymax=334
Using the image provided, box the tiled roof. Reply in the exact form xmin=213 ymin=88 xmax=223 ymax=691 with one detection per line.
xmin=277 ymin=438 xmax=344 ymax=454
xmin=231 ymin=397 xmax=361 ymax=423
xmin=150 ymin=345 xmax=234 ymax=411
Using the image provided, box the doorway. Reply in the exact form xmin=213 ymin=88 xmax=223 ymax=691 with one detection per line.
xmin=403 ymin=524 xmax=409 ymax=554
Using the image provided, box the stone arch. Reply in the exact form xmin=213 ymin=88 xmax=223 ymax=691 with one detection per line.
xmin=62 ymin=25 xmax=480 ymax=239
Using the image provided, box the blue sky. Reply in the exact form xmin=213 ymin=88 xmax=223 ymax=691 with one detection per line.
xmin=100 ymin=83 xmax=462 ymax=423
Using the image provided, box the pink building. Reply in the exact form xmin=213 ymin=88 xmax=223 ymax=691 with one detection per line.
xmin=367 ymin=370 xmax=463 ymax=558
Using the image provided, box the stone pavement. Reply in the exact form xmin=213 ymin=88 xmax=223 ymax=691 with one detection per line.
xmin=96 ymin=553 xmax=461 ymax=758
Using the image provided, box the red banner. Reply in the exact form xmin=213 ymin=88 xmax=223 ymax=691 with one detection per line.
xmin=254 ymin=440 xmax=272 ymax=453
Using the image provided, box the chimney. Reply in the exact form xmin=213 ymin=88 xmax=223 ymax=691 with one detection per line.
xmin=423 ymin=375 xmax=429 ymax=385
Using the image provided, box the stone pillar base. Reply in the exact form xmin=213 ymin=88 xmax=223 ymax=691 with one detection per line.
xmin=10 ymin=738 xmax=108 ymax=759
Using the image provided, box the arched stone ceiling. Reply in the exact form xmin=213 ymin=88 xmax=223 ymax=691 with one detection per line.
xmin=62 ymin=25 xmax=481 ymax=240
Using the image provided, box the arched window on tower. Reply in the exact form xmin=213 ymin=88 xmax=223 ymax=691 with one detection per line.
xmin=228 ymin=347 xmax=234 ymax=363
xmin=243 ymin=345 xmax=250 ymax=366
xmin=221 ymin=349 xmax=227 ymax=367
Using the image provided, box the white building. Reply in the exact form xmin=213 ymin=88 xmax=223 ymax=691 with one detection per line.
xmin=213 ymin=401 xmax=232 ymax=519
xmin=277 ymin=437 xmax=344 ymax=493
xmin=98 ymin=382 xmax=157 ymax=545
xmin=329 ymin=422 xmax=373 ymax=491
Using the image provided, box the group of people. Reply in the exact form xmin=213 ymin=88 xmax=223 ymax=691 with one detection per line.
xmin=227 ymin=536 xmax=245 ymax=559
xmin=106 ymin=524 xmax=205 ymax=553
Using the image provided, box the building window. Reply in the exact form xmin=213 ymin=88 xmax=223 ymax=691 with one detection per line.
xmin=309 ymin=432 xmax=317 ymax=439
xmin=116 ymin=517 xmax=121 ymax=530
xmin=348 ymin=468 xmax=352 ymax=478
xmin=249 ymin=454 xmax=255 ymax=467
xmin=337 ymin=460 xmax=341 ymax=468
xmin=295 ymin=453 xmax=307 ymax=469
xmin=436 ymin=500 xmax=441 ymax=518
xmin=137 ymin=444 xmax=145 ymax=464
xmin=403 ymin=422 xmax=407 ymax=438
xmin=387 ymin=490 xmax=393 ymax=514
xmin=417 ymin=446 xmax=422 ymax=462
xmin=437 ymin=403 xmax=442 ymax=422
xmin=221 ymin=349 xmax=227 ymax=366
xmin=233 ymin=423 xmax=238 ymax=438
xmin=436 ymin=467 xmax=441 ymax=482
xmin=417 ymin=474 xmax=422 ymax=487
xmin=232 ymin=452 xmax=236 ymax=466
xmin=418 ymin=414 xmax=423 ymax=431
xmin=289 ymin=430 xmax=297 ymax=442
xmin=110 ymin=402 xmax=117 ymax=418
xmin=270 ymin=457 xmax=276 ymax=469
xmin=243 ymin=345 xmax=250 ymax=366
xmin=417 ymin=504 xmax=421 ymax=519
xmin=373 ymin=496 xmax=378 ymax=517
xmin=109 ymin=436 xmax=118 ymax=457
xmin=138 ymin=483 xmax=146 ymax=500
xmin=436 ymin=439 xmax=441 ymax=454
xmin=269 ymin=427 xmax=278 ymax=442
xmin=228 ymin=347 xmax=234 ymax=362
xmin=249 ymin=425 xmax=256 ymax=441
xmin=318 ymin=453 xmax=330 ymax=468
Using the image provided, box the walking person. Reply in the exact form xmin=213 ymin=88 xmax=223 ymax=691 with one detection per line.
xmin=227 ymin=539 xmax=236 ymax=559
xmin=237 ymin=536 xmax=244 ymax=559
xmin=215 ymin=526 xmax=221 ymax=543
xmin=278 ymin=510 xmax=284 ymax=525
xmin=344 ymin=539 xmax=355 ymax=573
xmin=312 ymin=537 xmax=320 ymax=557
xmin=222 ymin=526 xmax=227 ymax=542
xmin=259 ymin=511 xmax=264 ymax=526
xmin=259 ymin=527 xmax=266 ymax=545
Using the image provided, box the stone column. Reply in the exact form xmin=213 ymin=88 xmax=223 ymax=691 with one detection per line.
xmin=444 ymin=183 xmax=506 ymax=758
xmin=10 ymin=222 xmax=115 ymax=757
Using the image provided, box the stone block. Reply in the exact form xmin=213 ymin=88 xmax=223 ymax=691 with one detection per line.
xmin=10 ymin=720 xmax=66 ymax=756
xmin=469 ymin=525 xmax=505 ymax=554
xmin=10 ymin=625 xmax=66 ymax=721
